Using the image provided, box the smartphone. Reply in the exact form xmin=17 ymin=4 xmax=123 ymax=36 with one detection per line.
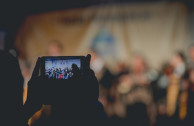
xmin=41 ymin=56 xmax=84 ymax=79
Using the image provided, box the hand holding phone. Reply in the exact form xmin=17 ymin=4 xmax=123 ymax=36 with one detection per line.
xmin=26 ymin=55 xmax=99 ymax=105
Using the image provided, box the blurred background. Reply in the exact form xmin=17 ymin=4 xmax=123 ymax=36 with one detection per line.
xmin=1 ymin=0 xmax=194 ymax=126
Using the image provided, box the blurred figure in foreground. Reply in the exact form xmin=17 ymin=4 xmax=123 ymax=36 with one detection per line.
xmin=0 ymin=50 xmax=42 ymax=126
xmin=0 ymin=50 xmax=25 ymax=125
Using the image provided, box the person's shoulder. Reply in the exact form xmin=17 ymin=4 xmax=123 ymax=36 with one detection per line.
xmin=0 ymin=50 xmax=8 ymax=57
xmin=0 ymin=50 xmax=17 ymax=66
xmin=0 ymin=50 xmax=16 ymax=60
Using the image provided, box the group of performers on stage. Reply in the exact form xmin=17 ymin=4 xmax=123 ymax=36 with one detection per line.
xmin=46 ymin=67 xmax=73 ymax=79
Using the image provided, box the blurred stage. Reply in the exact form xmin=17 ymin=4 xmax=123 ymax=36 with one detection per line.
xmin=1 ymin=1 xmax=194 ymax=126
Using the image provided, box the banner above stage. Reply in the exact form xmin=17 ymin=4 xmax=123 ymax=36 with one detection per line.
xmin=15 ymin=2 xmax=188 ymax=70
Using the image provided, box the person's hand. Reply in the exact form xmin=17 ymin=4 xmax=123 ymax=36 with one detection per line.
xmin=23 ymin=57 xmax=43 ymax=120
xmin=52 ymin=54 xmax=99 ymax=105
xmin=70 ymin=54 xmax=107 ymax=123
xmin=71 ymin=54 xmax=99 ymax=102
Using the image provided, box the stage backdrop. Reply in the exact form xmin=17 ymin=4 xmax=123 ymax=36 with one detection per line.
xmin=15 ymin=2 xmax=189 ymax=70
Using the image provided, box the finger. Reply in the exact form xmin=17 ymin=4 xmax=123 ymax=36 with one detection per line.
xmin=85 ymin=54 xmax=91 ymax=68
xmin=31 ymin=57 xmax=41 ymax=79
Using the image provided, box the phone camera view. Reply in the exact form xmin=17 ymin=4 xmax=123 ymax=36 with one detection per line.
xmin=45 ymin=58 xmax=81 ymax=79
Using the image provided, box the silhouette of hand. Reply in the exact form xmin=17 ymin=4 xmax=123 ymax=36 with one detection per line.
xmin=49 ymin=54 xmax=99 ymax=105
xmin=23 ymin=57 xmax=43 ymax=120
xmin=71 ymin=54 xmax=99 ymax=102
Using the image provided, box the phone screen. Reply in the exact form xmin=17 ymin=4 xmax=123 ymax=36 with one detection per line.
xmin=45 ymin=57 xmax=81 ymax=79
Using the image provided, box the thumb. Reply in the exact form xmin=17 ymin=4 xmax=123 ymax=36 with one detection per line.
xmin=31 ymin=57 xmax=41 ymax=80
xmin=85 ymin=54 xmax=91 ymax=69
